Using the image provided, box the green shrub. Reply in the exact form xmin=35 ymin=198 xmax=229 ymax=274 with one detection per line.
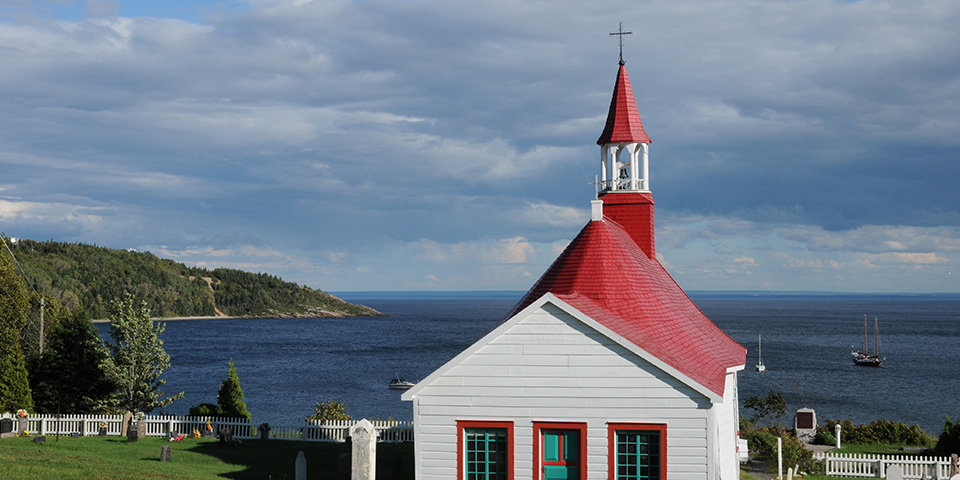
xmin=189 ymin=403 xmax=219 ymax=416
xmin=822 ymin=419 xmax=934 ymax=447
xmin=814 ymin=425 xmax=836 ymax=446
xmin=741 ymin=425 xmax=819 ymax=473
xmin=306 ymin=398 xmax=351 ymax=423
xmin=934 ymin=416 xmax=960 ymax=456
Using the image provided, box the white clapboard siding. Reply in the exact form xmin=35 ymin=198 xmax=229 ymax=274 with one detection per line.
xmin=411 ymin=302 xmax=724 ymax=480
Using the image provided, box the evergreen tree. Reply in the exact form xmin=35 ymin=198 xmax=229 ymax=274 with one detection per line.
xmin=0 ymin=240 xmax=34 ymax=412
xmin=105 ymin=293 xmax=183 ymax=413
xmin=30 ymin=310 xmax=116 ymax=413
xmin=216 ymin=359 xmax=251 ymax=420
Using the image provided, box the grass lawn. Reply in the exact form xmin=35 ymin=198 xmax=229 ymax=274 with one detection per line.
xmin=0 ymin=435 xmax=414 ymax=480
xmin=832 ymin=443 xmax=929 ymax=455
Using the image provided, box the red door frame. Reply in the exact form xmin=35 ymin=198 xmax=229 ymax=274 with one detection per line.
xmin=533 ymin=421 xmax=588 ymax=480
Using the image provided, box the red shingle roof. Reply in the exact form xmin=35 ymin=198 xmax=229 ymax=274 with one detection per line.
xmin=597 ymin=64 xmax=652 ymax=145
xmin=503 ymin=217 xmax=745 ymax=398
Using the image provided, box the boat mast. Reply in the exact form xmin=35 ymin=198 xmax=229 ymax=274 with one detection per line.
xmin=862 ymin=314 xmax=868 ymax=354
xmin=874 ymin=317 xmax=879 ymax=357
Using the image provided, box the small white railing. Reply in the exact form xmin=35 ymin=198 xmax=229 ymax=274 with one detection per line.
xmin=0 ymin=412 xmax=412 ymax=443
xmin=814 ymin=452 xmax=953 ymax=480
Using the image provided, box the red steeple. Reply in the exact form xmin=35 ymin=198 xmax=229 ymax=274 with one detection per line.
xmin=597 ymin=62 xmax=651 ymax=145
xmin=501 ymin=56 xmax=745 ymax=400
xmin=596 ymin=61 xmax=655 ymax=257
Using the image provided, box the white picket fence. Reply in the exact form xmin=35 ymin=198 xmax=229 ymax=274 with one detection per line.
xmin=814 ymin=452 xmax=954 ymax=480
xmin=0 ymin=413 xmax=412 ymax=443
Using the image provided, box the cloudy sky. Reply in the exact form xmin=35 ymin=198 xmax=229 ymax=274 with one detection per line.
xmin=1 ymin=0 xmax=958 ymax=293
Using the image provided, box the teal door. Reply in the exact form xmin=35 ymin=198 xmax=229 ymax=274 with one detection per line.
xmin=542 ymin=430 xmax=580 ymax=480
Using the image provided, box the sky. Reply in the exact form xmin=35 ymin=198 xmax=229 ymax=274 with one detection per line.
xmin=1 ymin=0 xmax=959 ymax=294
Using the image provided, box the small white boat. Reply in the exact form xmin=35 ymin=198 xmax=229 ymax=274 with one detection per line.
xmin=389 ymin=376 xmax=415 ymax=390
xmin=756 ymin=334 xmax=766 ymax=372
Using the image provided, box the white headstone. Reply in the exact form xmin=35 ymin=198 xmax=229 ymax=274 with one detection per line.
xmin=886 ymin=464 xmax=903 ymax=480
xmin=295 ymin=451 xmax=306 ymax=480
xmin=351 ymin=419 xmax=378 ymax=480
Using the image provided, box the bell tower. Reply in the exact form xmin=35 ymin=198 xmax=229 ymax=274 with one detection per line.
xmin=595 ymin=53 xmax=656 ymax=259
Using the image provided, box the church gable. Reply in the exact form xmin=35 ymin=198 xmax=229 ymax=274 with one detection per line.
xmin=408 ymin=295 xmax=711 ymax=410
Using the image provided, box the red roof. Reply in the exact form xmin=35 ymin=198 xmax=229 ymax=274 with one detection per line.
xmin=597 ymin=64 xmax=652 ymax=145
xmin=503 ymin=217 xmax=745 ymax=398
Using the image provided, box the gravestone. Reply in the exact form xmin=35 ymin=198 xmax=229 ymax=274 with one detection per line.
xmin=18 ymin=416 xmax=28 ymax=436
xmin=0 ymin=418 xmax=12 ymax=435
xmin=218 ymin=427 xmax=241 ymax=446
xmin=33 ymin=435 xmax=46 ymax=443
xmin=127 ymin=424 xmax=139 ymax=442
xmin=136 ymin=419 xmax=147 ymax=439
xmin=350 ymin=419 xmax=378 ymax=480
xmin=794 ymin=408 xmax=816 ymax=442
xmin=160 ymin=445 xmax=172 ymax=462
xmin=295 ymin=451 xmax=306 ymax=480
xmin=98 ymin=425 xmax=108 ymax=436
xmin=70 ymin=432 xmax=80 ymax=438
xmin=258 ymin=423 xmax=271 ymax=441
xmin=886 ymin=464 xmax=903 ymax=480
xmin=120 ymin=411 xmax=133 ymax=436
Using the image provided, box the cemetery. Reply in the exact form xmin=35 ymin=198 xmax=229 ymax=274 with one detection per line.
xmin=0 ymin=412 xmax=413 ymax=480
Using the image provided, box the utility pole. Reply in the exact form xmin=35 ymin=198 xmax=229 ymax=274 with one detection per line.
xmin=39 ymin=296 xmax=45 ymax=356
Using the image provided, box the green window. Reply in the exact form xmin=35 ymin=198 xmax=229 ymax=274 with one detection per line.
xmin=616 ymin=430 xmax=661 ymax=480
xmin=465 ymin=428 xmax=508 ymax=480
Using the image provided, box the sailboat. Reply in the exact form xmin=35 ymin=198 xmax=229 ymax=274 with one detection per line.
xmin=852 ymin=315 xmax=884 ymax=367
xmin=756 ymin=334 xmax=766 ymax=372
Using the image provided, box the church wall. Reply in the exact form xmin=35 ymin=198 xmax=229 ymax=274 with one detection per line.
xmin=410 ymin=302 xmax=719 ymax=480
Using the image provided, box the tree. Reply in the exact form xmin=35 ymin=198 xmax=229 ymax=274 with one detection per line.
xmin=935 ymin=416 xmax=960 ymax=456
xmin=29 ymin=310 xmax=116 ymax=413
xmin=217 ymin=360 xmax=251 ymax=420
xmin=105 ymin=293 xmax=183 ymax=413
xmin=305 ymin=398 xmax=351 ymax=423
xmin=0 ymin=240 xmax=34 ymax=412
xmin=743 ymin=389 xmax=788 ymax=427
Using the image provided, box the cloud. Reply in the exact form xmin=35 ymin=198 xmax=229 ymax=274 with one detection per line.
xmin=1 ymin=0 xmax=959 ymax=293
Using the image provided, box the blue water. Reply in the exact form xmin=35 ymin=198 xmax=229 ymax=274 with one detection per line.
xmin=96 ymin=292 xmax=960 ymax=435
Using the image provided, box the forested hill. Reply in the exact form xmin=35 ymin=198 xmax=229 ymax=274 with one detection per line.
xmin=8 ymin=239 xmax=380 ymax=319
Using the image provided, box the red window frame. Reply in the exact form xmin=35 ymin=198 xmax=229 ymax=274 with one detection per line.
xmin=458 ymin=420 xmax=514 ymax=480
xmin=607 ymin=423 xmax=667 ymax=480
xmin=533 ymin=421 xmax=588 ymax=480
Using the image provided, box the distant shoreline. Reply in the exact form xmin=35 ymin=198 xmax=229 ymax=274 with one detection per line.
xmin=91 ymin=312 xmax=386 ymax=324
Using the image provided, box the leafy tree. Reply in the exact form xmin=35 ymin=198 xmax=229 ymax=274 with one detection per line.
xmin=0 ymin=240 xmax=34 ymax=411
xmin=29 ymin=310 xmax=116 ymax=413
xmin=935 ymin=416 xmax=960 ymax=456
xmin=217 ymin=360 xmax=251 ymax=420
xmin=105 ymin=293 xmax=183 ymax=413
xmin=743 ymin=389 xmax=788 ymax=427
xmin=306 ymin=398 xmax=351 ymax=423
